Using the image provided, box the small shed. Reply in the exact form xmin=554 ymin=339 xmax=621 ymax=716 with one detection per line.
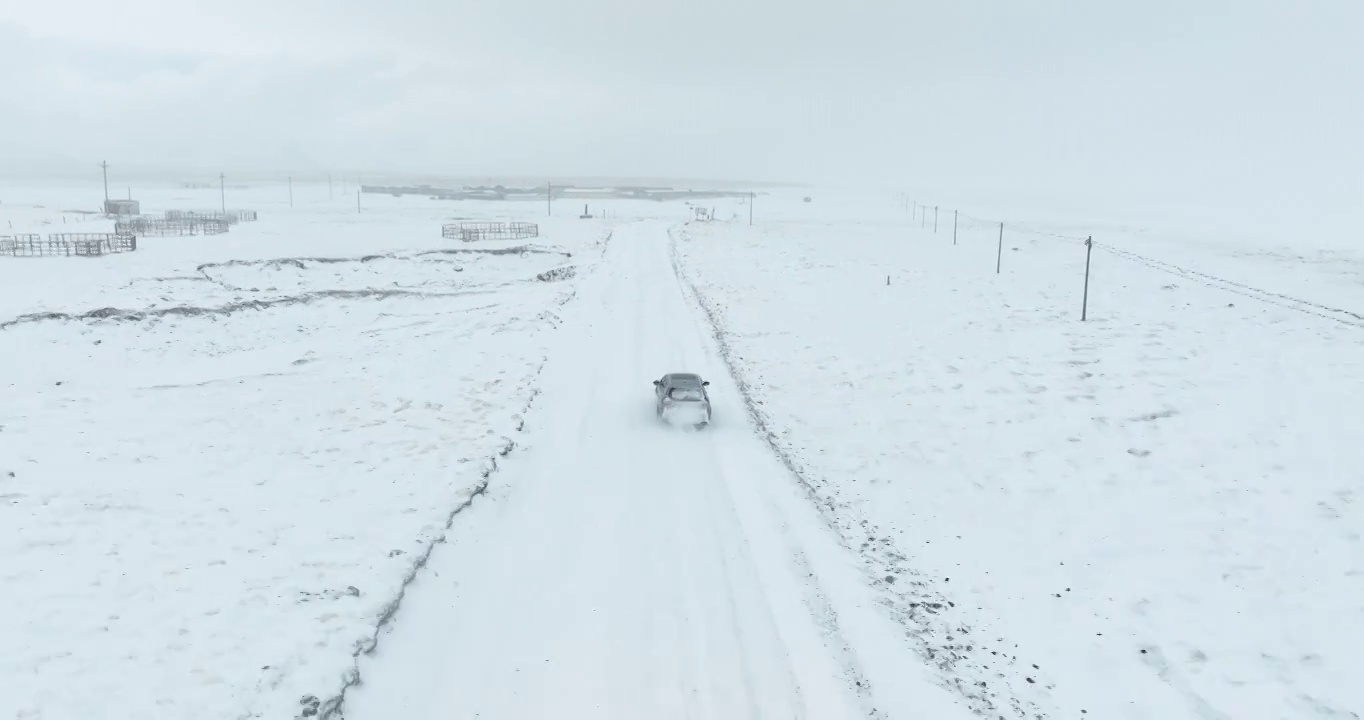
xmin=104 ymin=199 xmax=140 ymax=216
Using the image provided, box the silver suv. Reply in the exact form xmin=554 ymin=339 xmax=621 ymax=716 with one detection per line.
xmin=653 ymin=372 xmax=712 ymax=427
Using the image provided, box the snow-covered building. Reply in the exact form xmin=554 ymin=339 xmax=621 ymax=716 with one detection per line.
xmin=103 ymin=198 xmax=140 ymax=216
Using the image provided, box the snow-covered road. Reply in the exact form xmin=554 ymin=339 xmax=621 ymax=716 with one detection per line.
xmin=344 ymin=221 xmax=968 ymax=719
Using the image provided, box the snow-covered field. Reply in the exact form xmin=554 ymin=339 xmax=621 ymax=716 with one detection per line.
xmin=676 ymin=192 xmax=1364 ymax=719
xmin=5 ymin=177 xmax=1360 ymax=719
xmin=1 ymin=182 xmax=605 ymax=719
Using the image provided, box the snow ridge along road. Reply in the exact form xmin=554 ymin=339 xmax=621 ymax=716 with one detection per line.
xmin=671 ymin=224 xmax=1055 ymax=719
xmin=345 ymin=220 xmax=972 ymax=719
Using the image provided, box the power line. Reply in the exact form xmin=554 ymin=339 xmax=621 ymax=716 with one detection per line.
xmin=1093 ymin=242 xmax=1364 ymax=328
xmin=930 ymin=199 xmax=1364 ymax=329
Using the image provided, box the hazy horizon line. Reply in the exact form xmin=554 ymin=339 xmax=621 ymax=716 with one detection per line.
xmin=0 ymin=164 xmax=811 ymax=191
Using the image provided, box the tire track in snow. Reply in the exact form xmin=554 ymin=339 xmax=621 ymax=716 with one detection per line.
xmin=334 ymin=223 xmax=877 ymax=718
xmin=666 ymin=224 xmax=888 ymax=719
xmin=628 ymin=223 xmax=708 ymax=715
xmin=646 ymin=233 xmax=773 ymax=719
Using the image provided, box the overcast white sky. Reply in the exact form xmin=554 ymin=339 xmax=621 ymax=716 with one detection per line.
xmin=0 ymin=0 xmax=1359 ymax=216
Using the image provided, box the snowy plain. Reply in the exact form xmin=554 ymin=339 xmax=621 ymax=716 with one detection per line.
xmin=1 ymin=181 xmax=602 ymax=720
xmin=677 ymin=190 xmax=1364 ymax=719
xmin=4 ymin=177 xmax=1361 ymax=720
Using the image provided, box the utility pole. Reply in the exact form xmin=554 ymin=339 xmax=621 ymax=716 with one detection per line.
xmin=996 ymin=222 xmax=1005 ymax=274
xmin=1081 ymin=236 xmax=1094 ymax=321
xmin=953 ymin=209 xmax=958 ymax=246
xmin=934 ymin=206 xmax=939 ymax=233
xmin=288 ymin=176 xmax=293 ymax=208
xmin=101 ymin=161 xmax=109 ymax=203
xmin=547 ymin=182 xmax=552 ymax=216
xmin=357 ymin=188 xmax=362 ymax=214
xmin=219 ymin=173 xmax=226 ymax=213
xmin=749 ymin=191 xmax=754 ymax=226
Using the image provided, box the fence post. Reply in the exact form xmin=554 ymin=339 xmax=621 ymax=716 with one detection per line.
xmin=996 ymin=222 xmax=1004 ymax=274
xmin=1081 ymin=236 xmax=1093 ymax=321
xmin=953 ymin=210 xmax=958 ymax=245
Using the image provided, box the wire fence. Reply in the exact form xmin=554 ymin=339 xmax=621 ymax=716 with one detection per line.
xmin=115 ymin=217 xmax=230 ymax=236
xmin=901 ymin=196 xmax=1364 ymax=329
xmin=164 ymin=209 xmax=258 ymax=224
xmin=441 ymin=221 xmax=540 ymax=242
xmin=1093 ymin=242 xmax=1364 ymax=326
xmin=1 ymin=233 xmax=137 ymax=257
